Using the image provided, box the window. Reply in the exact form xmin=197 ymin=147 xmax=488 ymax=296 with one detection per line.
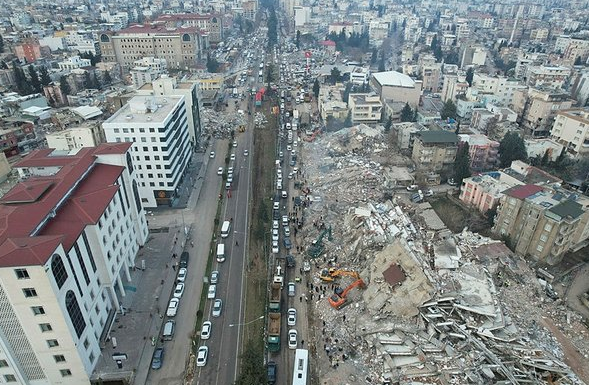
xmin=544 ymin=223 xmax=552 ymax=231
xmin=540 ymin=234 xmax=548 ymax=242
xmin=0 ymin=360 xmax=8 ymax=367
xmin=47 ymin=339 xmax=59 ymax=348
xmin=89 ymin=352 xmax=95 ymax=363
xmin=60 ymin=369 xmax=72 ymax=377
xmin=23 ymin=288 xmax=37 ymax=298
xmin=54 ymin=355 xmax=66 ymax=363
xmin=537 ymin=245 xmax=544 ymax=252
xmin=4 ymin=374 xmax=17 ymax=382
xmin=32 ymin=306 xmax=45 ymax=315
xmin=66 ymin=291 xmax=86 ymax=338
xmin=83 ymin=338 xmax=90 ymax=349
xmin=15 ymin=268 xmax=30 ymax=279
xmin=51 ymin=254 xmax=68 ymax=289
xmin=39 ymin=323 xmax=53 ymax=332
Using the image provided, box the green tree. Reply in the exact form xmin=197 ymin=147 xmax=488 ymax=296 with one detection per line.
xmin=206 ymin=53 xmax=219 ymax=73
xmin=445 ymin=50 xmax=460 ymax=64
xmin=92 ymin=72 xmax=101 ymax=89
xmin=266 ymin=64 xmax=274 ymax=89
xmin=312 ymin=78 xmax=320 ymax=98
xmin=39 ymin=66 xmax=51 ymax=86
xmin=84 ymin=71 xmax=92 ymax=89
xmin=440 ymin=100 xmax=457 ymax=120
xmin=28 ymin=66 xmax=42 ymax=93
xmin=103 ymin=70 xmax=112 ymax=85
xmin=498 ymin=131 xmax=527 ymax=168
xmin=384 ymin=114 xmax=393 ymax=132
xmin=378 ymin=56 xmax=385 ymax=72
xmin=371 ymin=47 xmax=378 ymax=64
xmin=465 ymin=67 xmax=474 ymax=87
xmin=235 ymin=340 xmax=266 ymax=385
xmin=574 ymin=56 xmax=583 ymax=66
xmin=330 ymin=67 xmax=341 ymax=84
xmin=59 ymin=75 xmax=71 ymax=99
xmin=454 ymin=141 xmax=471 ymax=185
xmin=342 ymin=82 xmax=352 ymax=104
xmin=400 ymin=102 xmax=413 ymax=122
xmin=344 ymin=110 xmax=353 ymax=127
xmin=12 ymin=60 xmax=33 ymax=95
xmin=0 ymin=33 xmax=4 ymax=53
xmin=295 ymin=30 xmax=301 ymax=49
xmin=431 ymin=35 xmax=443 ymax=62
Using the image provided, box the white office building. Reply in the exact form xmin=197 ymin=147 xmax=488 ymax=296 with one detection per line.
xmin=0 ymin=143 xmax=148 ymax=385
xmin=102 ymin=95 xmax=192 ymax=207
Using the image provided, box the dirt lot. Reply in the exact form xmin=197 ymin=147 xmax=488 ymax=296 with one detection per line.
xmin=429 ymin=195 xmax=492 ymax=235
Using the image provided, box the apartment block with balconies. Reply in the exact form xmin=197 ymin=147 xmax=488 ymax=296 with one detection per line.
xmin=411 ymin=130 xmax=458 ymax=172
xmin=348 ymin=93 xmax=382 ymax=125
xmin=458 ymin=134 xmax=500 ymax=171
xmin=550 ymin=108 xmax=589 ymax=159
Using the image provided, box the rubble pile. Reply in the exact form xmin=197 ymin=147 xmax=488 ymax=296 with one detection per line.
xmin=200 ymin=107 xmax=249 ymax=139
xmin=297 ymin=124 xmax=588 ymax=385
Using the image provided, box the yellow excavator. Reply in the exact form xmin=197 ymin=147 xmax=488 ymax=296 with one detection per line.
xmin=319 ymin=268 xmax=360 ymax=282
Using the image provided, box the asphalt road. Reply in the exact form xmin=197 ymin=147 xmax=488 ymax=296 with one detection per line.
xmin=194 ymin=87 xmax=256 ymax=385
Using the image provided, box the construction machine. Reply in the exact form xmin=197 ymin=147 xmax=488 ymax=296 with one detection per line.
xmin=328 ymin=279 xmax=366 ymax=309
xmin=307 ymin=226 xmax=332 ymax=258
xmin=319 ymin=268 xmax=360 ymax=282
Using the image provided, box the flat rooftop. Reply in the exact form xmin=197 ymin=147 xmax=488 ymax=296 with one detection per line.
xmin=104 ymin=95 xmax=183 ymax=125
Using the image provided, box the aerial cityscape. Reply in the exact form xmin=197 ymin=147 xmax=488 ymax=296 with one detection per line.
xmin=0 ymin=0 xmax=588 ymax=384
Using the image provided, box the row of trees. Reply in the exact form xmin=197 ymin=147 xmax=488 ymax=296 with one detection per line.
xmin=325 ymin=30 xmax=370 ymax=53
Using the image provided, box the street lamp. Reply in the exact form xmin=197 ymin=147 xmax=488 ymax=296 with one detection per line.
xmin=229 ymin=315 xmax=264 ymax=327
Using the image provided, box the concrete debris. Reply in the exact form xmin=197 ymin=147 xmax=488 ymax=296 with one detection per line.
xmin=297 ymin=124 xmax=588 ymax=385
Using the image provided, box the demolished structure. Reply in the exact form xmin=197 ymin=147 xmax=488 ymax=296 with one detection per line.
xmin=297 ymin=124 xmax=589 ymax=385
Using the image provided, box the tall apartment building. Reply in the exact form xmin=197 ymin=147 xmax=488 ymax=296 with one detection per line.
xmin=472 ymin=73 xmax=526 ymax=107
xmin=102 ymin=95 xmax=192 ymax=207
xmin=459 ymin=172 xmax=523 ymax=213
xmin=441 ymin=74 xmax=469 ymax=102
xmin=458 ymin=134 xmax=500 ymax=171
xmin=99 ymin=24 xmax=203 ymax=71
xmin=348 ymin=93 xmax=382 ymax=125
xmin=156 ymin=13 xmax=223 ymax=43
xmin=525 ymin=65 xmax=572 ymax=89
xmin=137 ymin=76 xmax=202 ymax=147
xmin=411 ymin=131 xmax=459 ymax=172
xmin=513 ymin=88 xmax=573 ymax=137
xmin=130 ymin=57 xmax=168 ymax=89
xmin=492 ymin=184 xmax=589 ymax=264
xmin=550 ymin=108 xmax=589 ymax=159
xmin=0 ymin=143 xmax=148 ymax=384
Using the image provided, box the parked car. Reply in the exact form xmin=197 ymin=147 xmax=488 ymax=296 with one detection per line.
xmin=448 ymin=178 xmax=457 ymax=186
xmin=287 ymin=308 xmax=297 ymax=326
xmin=166 ymin=298 xmax=179 ymax=317
xmin=286 ymin=254 xmax=295 ymax=268
xmin=200 ymin=321 xmax=212 ymax=340
xmin=273 ymin=220 xmax=279 ymax=229
xmin=282 ymin=215 xmax=288 ymax=226
xmin=425 ymin=189 xmax=434 ymax=197
xmin=244 ymin=149 xmax=249 ymax=156
xmin=209 ymin=151 xmax=215 ymax=158
xmin=267 ymin=361 xmax=277 ymax=384
xmin=151 ymin=347 xmax=164 ymax=369
xmin=272 ymin=229 xmax=279 ymax=242
xmin=210 ymin=270 xmax=219 ymax=284
xmin=288 ymin=329 xmax=298 ymax=349
xmin=212 ymin=299 xmax=223 ymax=317
xmin=196 ymin=346 xmax=209 ymax=367
xmin=230 ymin=153 xmax=236 ymax=161
xmin=273 ymin=201 xmax=280 ymax=210
xmin=284 ymin=226 xmax=290 ymax=237
xmin=288 ymin=282 xmax=295 ymax=297
xmin=208 ymin=285 xmax=216 ymax=299
xmin=173 ymin=283 xmax=185 ymax=298
xmin=406 ymin=184 xmax=418 ymax=191
xmin=272 ymin=240 xmax=279 ymax=254
xmin=217 ymin=167 xmax=223 ymax=175
xmin=177 ymin=268 xmax=187 ymax=282
xmin=283 ymin=237 xmax=292 ymax=249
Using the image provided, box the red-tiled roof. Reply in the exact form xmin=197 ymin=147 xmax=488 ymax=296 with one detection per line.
xmin=94 ymin=142 xmax=132 ymax=155
xmin=321 ymin=40 xmax=336 ymax=47
xmin=503 ymin=184 xmax=543 ymax=200
xmin=0 ymin=144 xmax=129 ymax=268
xmin=118 ymin=23 xmax=200 ymax=35
xmin=156 ymin=13 xmax=220 ymax=21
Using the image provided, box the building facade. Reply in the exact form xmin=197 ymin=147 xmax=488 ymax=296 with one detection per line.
xmin=102 ymin=95 xmax=192 ymax=207
xmin=411 ymin=130 xmax=458 ymax=172
xmin=156 ymin=13 xmax=224 ymax=44
xmin=370 ymin=71 xmax=423 ymax=108
xmin=459 ymin=172 xmax=523 ymax=213
xmin=458 ymin=134 xmax=500 ymax=171
xmin=130 ymin=57 xmax=168 ymax=89
xmin=45 ymin=124 xmax=104 ymax=152
xmin=0 ymin=144 xmax=147 ymax=384
xmin=99 ymin=25 xmax=202 ymax=71
xmin=513 ymin=88 xmax=573 ymax=137
xmin=348 ymin=93 xmax=382 ymax=125
xmin=550 ymin=108 xmax=589 ymax=159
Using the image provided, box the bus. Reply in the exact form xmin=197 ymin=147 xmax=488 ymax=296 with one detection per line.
xmin=292 ymin=349 xmax=308 ymax=385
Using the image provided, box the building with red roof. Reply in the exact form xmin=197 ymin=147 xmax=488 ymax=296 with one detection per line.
xmin=155 ymin=13 xmax=224 ymax=43
xmin=0 ymin=143 xmax=147 ymax=384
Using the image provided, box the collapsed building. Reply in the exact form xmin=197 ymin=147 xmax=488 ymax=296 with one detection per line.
xmin=297 ymin=124 xmax=589 ymax=385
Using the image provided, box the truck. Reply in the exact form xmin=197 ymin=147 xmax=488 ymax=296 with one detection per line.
xmin=269 ymin=282 xmax=282 ymax=312
xmin=267 ymin=312 xmax=281 ymax=352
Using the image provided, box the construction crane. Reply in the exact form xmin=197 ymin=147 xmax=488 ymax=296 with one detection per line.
xmin=328 ymin=279 xmax=366 ymax=309
xmin=319 ymin=268 xmax=360 ymax=282
xmin=307 ymin=225 xmax=332 ymax=258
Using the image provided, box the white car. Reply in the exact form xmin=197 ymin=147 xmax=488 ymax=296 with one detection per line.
xmin=200 ymin=321 xmax=212 ymax=340
xmin=208 ymin=285 xmax=216 ymax=299
xmin=173 ymin=283 xmax=184 ymax=298
xmin=287 ymin=308 xmax=297 ymax=326
xmin=284 ymin=226 xmax=290 ymax=237
xmin=293 ymin=167 xmax=299 ymax=173
xmin=244 ymin=149 xmax=249 ymax=156
xmin=288 ymin=329 xmax=298 ymax=349
xmin=272 ymin=240 xmax=279 ymax=254
xmin=286 ymin=145 xmax=292 ymax=151
xmin=282 ymin=215 xmax=289 ymax=226
xmin=230 ymin=153 xmax=236 ymax=161
xmin=281 ymin=190 xmax=287 ymax=199
xmin=209 ymin=151 xmax=215 ymax=158
xmin=233 ymin=140 xmax=238 ymax=147
xmin=212 ymin=299 xmax=223 ymax=317
xmin=272 ymin=220 xmax=279 ymax=230
xmin=196 ymin=346 xmax=209 ymax=367
xmin=210 ymin=270 xmax=219 ymax=284
xmin=288 ymin=172 xmax=293 ymax=179
xmin=273 ymin=201 xmax=280 ymax=210
xmin=228 ymin=167 xmax=234 ymax=174
xmin=272 ymin=228 xmax=279 ymax=241
xmin=166 ymin=298 xmax=180 ymax=317
xmin=177 ymin=268 xmax=187 ymax=282
xmin=227 ymin=173 xmax=233 ymax=183
xmin=217 ymin=167 xmax=223 ymax=175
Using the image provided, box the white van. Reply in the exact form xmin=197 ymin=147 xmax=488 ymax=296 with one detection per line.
xmin=221 ymin=220 xmax=231 ymax=238
xmin=163 ymin=320 xmax=175 ymax=340
xmin=216 ymin=244 xmax=226 ymax=263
